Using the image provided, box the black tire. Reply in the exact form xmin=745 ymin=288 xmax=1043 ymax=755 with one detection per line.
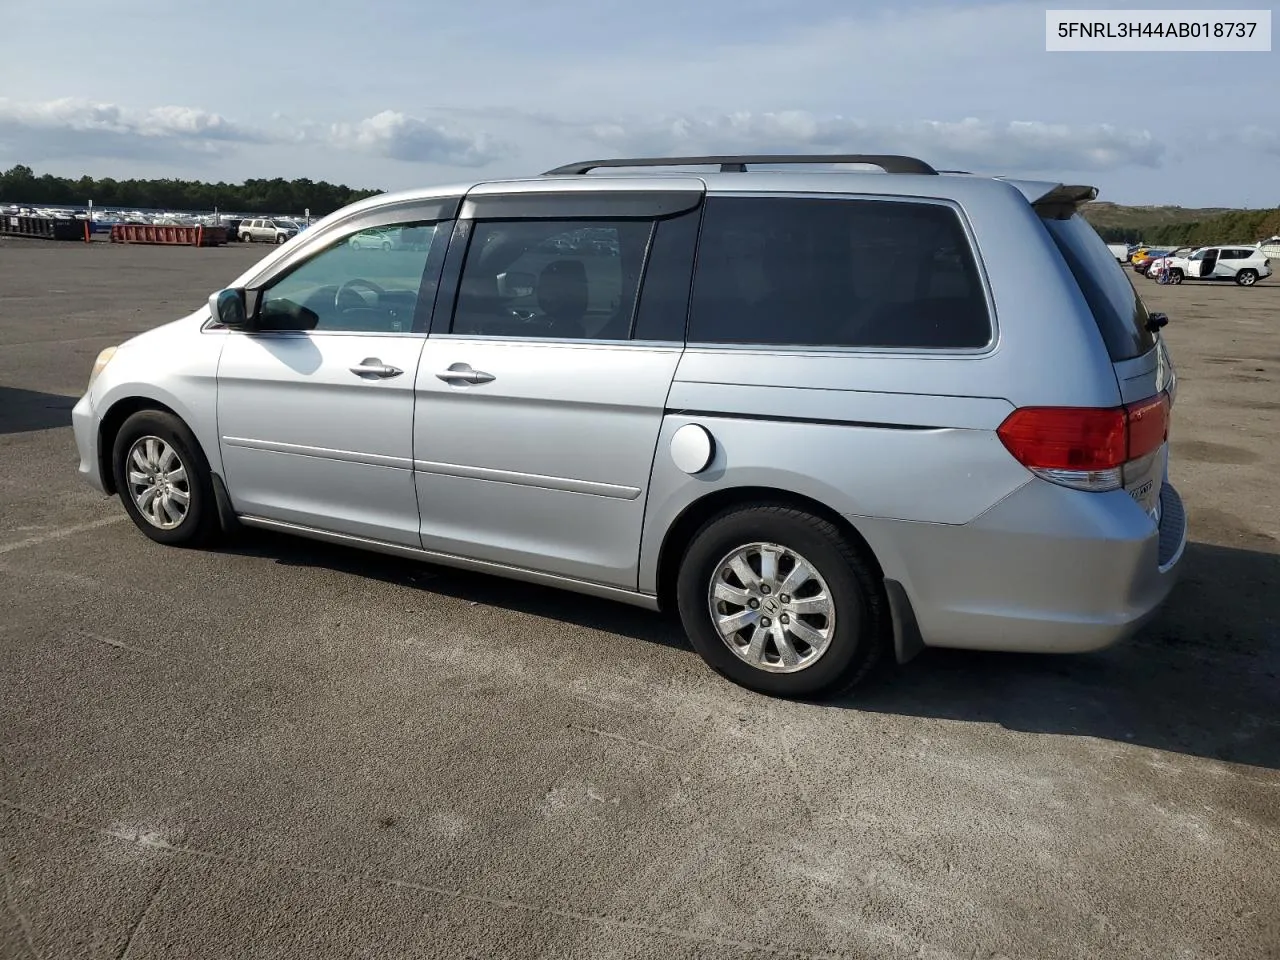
xmin=1236 ymin=269 xmax=1258 ymax=286
xmin=1169 ymin=269 xmax=1183 ymax=285
xmin=675 ymin=503 xmax=889 ymax=699
xmin=111 ymin=410 xmax=220 ymax=548
xmin=243 ymin=233 xmax=252 ymax=243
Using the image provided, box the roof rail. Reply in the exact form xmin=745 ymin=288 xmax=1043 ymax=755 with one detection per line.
xmin=541 ymin=154 xmax=938 ymax=176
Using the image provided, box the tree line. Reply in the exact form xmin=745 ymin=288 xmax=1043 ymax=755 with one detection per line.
xmin=0 ymin=164 xmax=383 ymax=216
xmin=1091 ymin=208 xmax=1280 ymax=246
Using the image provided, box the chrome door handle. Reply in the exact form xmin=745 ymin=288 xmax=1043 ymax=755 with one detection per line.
xmin=435 ymin=363 xmax=495 ymax=384
xmin=350 ymin=358 xmax=403 ymax=379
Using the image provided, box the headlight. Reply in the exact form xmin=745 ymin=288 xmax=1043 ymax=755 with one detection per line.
xmin=87 ymin=346 xmax=117 ymax=391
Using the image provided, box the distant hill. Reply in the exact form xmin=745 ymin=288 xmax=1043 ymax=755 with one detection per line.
xmin=1081 ymin=202 xmax=1232 ymax=231
xmin=1081 ymin=201 xmax=1280 ymax=246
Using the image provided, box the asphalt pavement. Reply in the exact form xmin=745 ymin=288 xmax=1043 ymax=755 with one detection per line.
xmin=1 ymin=237 xmax=1277 ymax=960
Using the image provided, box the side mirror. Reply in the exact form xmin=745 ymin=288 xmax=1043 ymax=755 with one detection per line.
xmin=210 ymin=288 xmax=249 ymax=329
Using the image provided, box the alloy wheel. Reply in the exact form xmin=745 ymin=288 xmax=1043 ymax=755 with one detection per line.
xmin=707 ymin=541 xmax=837 ymax=673
xmin=125 ymin=436 xmax=190 ymax=530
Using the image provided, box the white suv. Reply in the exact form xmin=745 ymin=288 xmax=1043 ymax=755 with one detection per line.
xmin=1164 ymin=245 xmax=1271 ymax=286
xmin=238 ymin=218 xmax=299 ymax=244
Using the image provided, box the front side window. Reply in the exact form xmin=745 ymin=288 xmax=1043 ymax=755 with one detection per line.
xmin=450 ymin=220 xmax=654 ymax=340
xmin=255 ymin=221 xmax=441 ymax=334
xmin=687 ymin=196 xmax=992 ymax=350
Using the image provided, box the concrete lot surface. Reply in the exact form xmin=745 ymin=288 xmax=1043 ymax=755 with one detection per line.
xmin=1 ymin=238 xmax=1277 ymax=960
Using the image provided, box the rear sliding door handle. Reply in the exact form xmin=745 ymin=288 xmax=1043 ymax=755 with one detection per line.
xmin=350 ymin=358 xmax=403 ymax=379
xmin=435 ymin=363 xmax=495 ymax=384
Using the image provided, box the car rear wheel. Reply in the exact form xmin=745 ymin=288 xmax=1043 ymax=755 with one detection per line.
xmin=112 ymin=410 xmax=220 ymax=548
xmin=1236 ymin=269 xmax=1258 ymax=286
xmin=382 ymin=240 xmax=392 ymax=251
xmin=676 ymin=503 xmax=888 ymax=698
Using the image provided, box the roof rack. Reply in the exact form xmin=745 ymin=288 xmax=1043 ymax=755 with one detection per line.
xmin=541 ymin=154 xmax=938 ymax=176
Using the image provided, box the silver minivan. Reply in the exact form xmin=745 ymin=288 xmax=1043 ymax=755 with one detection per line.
xmin=72 ymin=154 xmax=1187 ymax=698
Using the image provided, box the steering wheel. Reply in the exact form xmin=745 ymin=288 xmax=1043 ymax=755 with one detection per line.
xmin=334 ymin=278 xmax=386 ymax=312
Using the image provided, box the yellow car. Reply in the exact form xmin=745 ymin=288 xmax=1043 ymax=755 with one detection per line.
xmin=1130 ymin=248 xmax=1164 ymax=272
xmin=1129 ymin=247 xmax=1150 ymax=264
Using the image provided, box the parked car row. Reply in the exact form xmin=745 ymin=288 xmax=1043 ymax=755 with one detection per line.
xmin=1137 ymin=245 xmax=1271 ymax=286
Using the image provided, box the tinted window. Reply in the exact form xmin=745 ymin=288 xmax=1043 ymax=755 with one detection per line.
xmin=632 ymin=210 xmax=700 ymax=342
xmin=1042 ymin=214 xmax=1156 ymax=361
xmin=687 ymin=196 xmax=991 ymax=349
xmin=451 ymin=220 xmax=653 ymax=340
xmin=256 ymin=222 xmax=442 ymax=334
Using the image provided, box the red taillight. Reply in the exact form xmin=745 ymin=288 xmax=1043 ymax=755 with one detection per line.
xmin=997 ymin=406 xmax=1127 ymax=471
xmin=997 ymin=392 xmax=1171 ymax=475
xmin=1125 ymin=393 xmax=1171 ymax=461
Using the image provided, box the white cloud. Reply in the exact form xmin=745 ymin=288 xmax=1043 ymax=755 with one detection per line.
xmin=0 ymin=97 xmax=264 ymax=143
xmin=0 ymin=98 xmax=514 ymax=169
xmin=575 ymin=112 xmax=1165 ymax=174
xmin=328 ymin=110 xmax=514 ymax=166
xmin=0 ymin=97 xmax=270 ymax=163
xmin=1223 ymin=126 xmax=1280 ymax=157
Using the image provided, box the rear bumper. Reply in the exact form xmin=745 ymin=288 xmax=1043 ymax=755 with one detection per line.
xmin=854 ymin=478 xmax=1189 ymax=655
xmin=71 ymin=392 xmax=107 ymax=494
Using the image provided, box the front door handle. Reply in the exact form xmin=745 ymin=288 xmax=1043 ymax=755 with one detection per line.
xmin=350 ymin=358 xmax=403 ymax=379
xmin=435 ymin=363 xmax=495 ymax=384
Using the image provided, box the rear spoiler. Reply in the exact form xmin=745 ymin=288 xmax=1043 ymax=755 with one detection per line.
xmin=1032 ymin=183 xmax=1100 ymax=220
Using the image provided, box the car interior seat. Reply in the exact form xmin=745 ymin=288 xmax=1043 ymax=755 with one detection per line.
xmin=537 ymin=260 xmax=589 ymax=338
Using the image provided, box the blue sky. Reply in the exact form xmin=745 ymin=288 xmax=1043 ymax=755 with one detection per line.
xmin=0 ymin=0 xmax=1276 ymax=206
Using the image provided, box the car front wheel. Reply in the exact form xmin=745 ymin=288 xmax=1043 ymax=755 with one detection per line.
xmin=112 ymin=410 xmax=220 ymax=547
xmin=676 ymin=504 xmax=888 ymax=698
xmin=1169 ymin=269 xmax=1183 ymax=284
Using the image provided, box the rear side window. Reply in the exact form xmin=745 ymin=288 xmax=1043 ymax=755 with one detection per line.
xmin=1042 ymin=214 xmax=1155 ymax=361
xmin=687 ymin=196 xmax=992 ymax=349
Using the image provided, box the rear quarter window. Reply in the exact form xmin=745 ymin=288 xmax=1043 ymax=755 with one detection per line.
xmin=687 ymin=196 xmax=992 ymax=350
xmin=1042 ymin=214 xmax=1156 ymax=361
